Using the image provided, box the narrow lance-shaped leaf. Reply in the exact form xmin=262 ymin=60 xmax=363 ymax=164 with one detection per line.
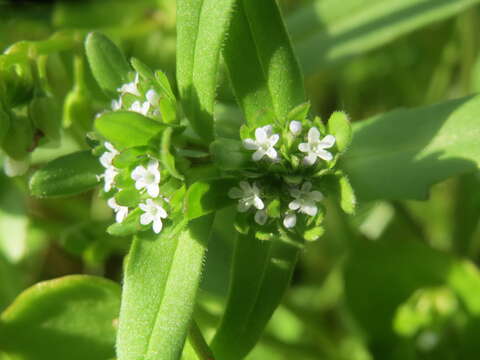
xmin=287 ymin=0 xmax=480 ymax=74
xmin=116 ymin=214 xmax=214 ymax=360
xmin=176 ymin=0 xmax=236 ymax=142
xmin=223 ymin=0 xmax=305 ymax=127
xmin=29 ymin=151 xmax=102 ymax=198
xmin=341 ymin=94 xmax=480 ymax=201
xmin=211 ymin=231 xmax=303 ymax=360
xmin=0 ymin=275 xmax=120 ymax=360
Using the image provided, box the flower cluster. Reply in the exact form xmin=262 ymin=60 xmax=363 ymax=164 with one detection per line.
xmin=224 ymin=107 xmax=354 ymax=241
xmin=98 ymin=141 xmax=169 ymax=234
xmin=110 ymin=73 xmax=161 ymax=118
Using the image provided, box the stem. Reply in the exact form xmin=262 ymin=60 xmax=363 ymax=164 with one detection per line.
xmin=188 ymin=320 xmax=215 ymax=360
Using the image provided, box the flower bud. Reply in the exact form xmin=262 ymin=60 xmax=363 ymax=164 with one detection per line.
xmin=28 ymin=95 xmax=61 ymax=143
xmin=1 ymin=114 xmax=34 ymax=160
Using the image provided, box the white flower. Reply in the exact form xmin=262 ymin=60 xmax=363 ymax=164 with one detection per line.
xmin=99 ymin=142 xmax=119 ymax=168
xmin=107 ymin=197 xmax=129 ymax=223
xmin=129 ymin=100 xmax=150 ymax=116
xmin=243 ymin=125 xmax=280 ymax=161
xmin=102 ymin=167 xmax=118 ymax=192
xmin=298 ymin=127 xmax=335 ymax=165
xmin=289 ymin=121 xmax=302 ymax=136
xmin=131 ymin=160 xmax=161 ymax=197
xmin=117 ymin=73 xmax=141 ymax=96
xmin=254 ymin=210 xmax=268 ymax=225
xmin=283 ymin=213 xmax=297 ymax=228
xmin=288 ymin=182 xmax=323 ymax=217
xmin=139 ymin=198 xmax=168 ymax=234
xmin=4 ymin=156 xmax=29 ymax=177
xmin=146 ymin=89 xmax=159 ymax=106
xmin=111 ymin=98 xmax=122 ymax=111
xmin=228 ymin=181 xmax=264 ymax=212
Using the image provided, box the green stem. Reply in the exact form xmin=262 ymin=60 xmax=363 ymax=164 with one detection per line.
xmin=188 ymin=320 xmax=215 ymax=360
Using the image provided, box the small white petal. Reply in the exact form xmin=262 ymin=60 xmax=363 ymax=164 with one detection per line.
xmin=316 ymin=150 xmax=333 ymax=161
xmin=152 ymin=219 xmax=163 ymax=233
xmin=308 ymin=127 xmax=320 ymax=142
xmin=303 ymin=154 xmax=317 ymax=166
xmin=255 ymin=127 xmax=268 ymax=142
xmin=253 ymin=196 xmax=264 ymax=210
xmin=265 ymin=147 xmax=277 ymax=160
xmin=302 ymin=203 xmax=318 ymax=217
xmin=301 ymin=182 xmax=312 ymax=192
xmin=298 ymin=143 xmax=310 ymax=153
xmin=283 ymin=213 xmax=297 ymax=228
xmin=116 ymin=207 xmax=129 ymax=223
xmin=140 ymin=213 xmax=154 ymax=225
xmin=131 ymin=165 xmax=145 ymax=180
xmin=252 ymin=149 xmax=265 ymax=161
xmin=289 ymin=121 xmax=302 ymax=135
xmin=146 ymin=89 xmax=159 ymax=105
xmin=228 ymin=187 xmax=243 ymax=199
xmin=147 ymin=183 xmax=160 ymax=198
xmin=288 ymin=200 xmax=301 ymax=211
xmin=239 ymin=181 xmax=250 ymax=192
xmin=261 ymin=125 xmax=273 ymax=136
xmin=269 ymin=134 xmax=280 ymax=146
xmin=319 ymin=134 xmax=336 ymax=148
xmin=243 ymin=138 xmax=258 ymax=150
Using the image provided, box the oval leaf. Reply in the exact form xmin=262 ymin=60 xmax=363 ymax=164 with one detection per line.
xmin=95 ymin=111 xmax=165 ymax=149
xmin=85 ymin=32 xmax=131 ymax=95
xmin=29 ymin=151 xmax=102 ymax=198
xmin=0 ymin=275 xmax=120 ymax=360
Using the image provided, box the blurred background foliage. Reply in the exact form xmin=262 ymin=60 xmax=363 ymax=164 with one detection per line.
xmin=1 ymin=0 xmax=480 ymax=359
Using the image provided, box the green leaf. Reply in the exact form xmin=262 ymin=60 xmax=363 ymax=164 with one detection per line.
xmin=29 ymin=151 xmax=102 ymax=198
xmin=107 ymin=208 xmax=142 ymax=237
xmin=0 ymin=275 xmax=120 ymax=360
xmin=210 ymin=138 xmax=251 ymax=171
xmin=337 ymin=174 xmax=356 ymax=215
xmin=116 ymin=215 xmax=214 ymax=360
xmin=85 ymin=32 xmax=131 ymax=95
xmin=176 ymin=0 xmax=236 ymax=142
xmin=95 ymin=111 xmax=165 ymax=149
xmin=288 ymin=0 xmax=480 ymax=74
xmin=1 ymin=115 xmax=34 ymax=160
xmin=327 ymin=111 xmax=352 ymax=152
xmin=185 ymin=179 xmax=237 ymax=220
xmin=160 ymin=127 xmax=183 ymax=180
xmin=223 ymin=0 xmax=305 ymax=126
xmin=342 ymin=95 xmax=480 ymax=201
xmin=211 ymin=231 xmax=303 ymax=360
xmin=28 ymin=95 xmax=61 ymax=142
xmin=115 ymin=188 xmax=141 ymax=207
xmin=286 ymin=102 xmax=310 ymax=122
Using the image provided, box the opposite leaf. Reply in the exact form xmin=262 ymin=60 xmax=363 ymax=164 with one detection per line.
xmin=95 ymin=111 xmax=165 ymax=150
xmin=85 ymin=32 xmax=131 ymax=95
xmin=0 ymin=275 xmax=120 ymax=360
xmin=29 ymin=151 xmax=102 ymax=198
xmin=342 ymin=95 xmax=480 ymax=201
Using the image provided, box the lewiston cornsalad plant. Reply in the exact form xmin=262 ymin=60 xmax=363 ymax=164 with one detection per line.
xmin=2 ymin=0 xmax=480 ymax=360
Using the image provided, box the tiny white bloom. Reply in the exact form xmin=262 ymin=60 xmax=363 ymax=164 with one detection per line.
xmin=131 ymin=160 xmax=161 ymax=197
xmin=102 ymin=166 xmax=118 ymax=192
xmin=129 ymin=100 xmax=150 ymax=116
xmin=100 ymin=142 xmax=119 ymax=168
xmin=283 ymin=213 xmax=297 ymax=229
xmin=111 ymin=98 xmax=122 ymax=111
xmin=254 ymin=210 xmax=268 ymax=225
xmin=243 ymin=125 xmax=280 ymax=161
xmin=228 ymin=181 xmax=264 ymax=212
xmin=289 ymin=120 xmax=302 ymax=136
xmin=4 ymin=156 xmax=29 ymax=177
xmin=107 ymin=197 xmax=129 ymax=223
xmin=117 ymin=73 xmax=141 ymax=96
xmin=139 ymin=198 xmax=168 ymax=234
xmin=298 ymin=127 xmax=335 ymax=165
xmin=288 ymin=181 xmax=323 ymax=217
xmin=146 ymin=89 xmax=159 ymax=106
